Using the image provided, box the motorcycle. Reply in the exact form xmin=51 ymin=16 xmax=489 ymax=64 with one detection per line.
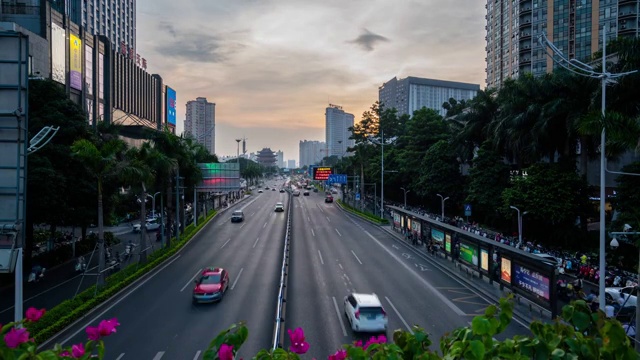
xmin=28 ymin=266 xmax=46 ymax=283
xmin=75 ymin=256 xmax=87 ymax=273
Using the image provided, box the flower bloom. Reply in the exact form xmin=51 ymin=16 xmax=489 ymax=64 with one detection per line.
xmin=25 ymin=307 xmax=46 ymax=322
xmin=60 ymin=350 xmax=71 ymax=357
xmin=71 ymin=343 xmax=86 ymax=358
xmin=329 ymin=349 xmax=347 ymax=360
xmin=363 ymin=335 xmax=387 ymax=349
xmin=288 ymin=328 xmax=310 ymax=354
xmin=218 ymin=343 xmax=234 ymax=360
xmin=86 ymin=318 xmax=120 ymax=340
xmin=4 ymin=327 xmax=30 ymax=348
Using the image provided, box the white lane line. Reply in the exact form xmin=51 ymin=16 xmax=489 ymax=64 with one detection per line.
xmin=338 ymin=263 xmax=343 ymax=270
xmin=335 ymin=228 xmax=342 ymax=237
xmin=231 ymin=268 xmax=244 ymax=290
xmin=351 ymin=250 xmax=363 ymax=265
xmin=263 ymin=222 xmax=267 ymax=228
xmin=311 ymin=229 xmax=315 ymax=237
xmin=332 ymin=296 xmax=348 ymax=336
xmin=220 ymin=238 xmax=232 ymax=249
xmin=193 ymin=350 xmax=201 ymax=360
xmin=307 ymin=216 xmax=311 ymax=222
xmin=115 ymin=354 xmax=125 ymax=360
xmin=318 ymin=250 xmax=324 ymax=265
xmin=250 ymin=212 xmax=255 ymax=216
xmin=326 ymin=216 xmax=331 ymax=222
xmin=240 ymin=223 xmax=246 ymax=229
xmin=253 ymin=237 xmax=260 ymax=248
xmin=363 ymin=230 xmax=465 ymax=316
xmin=385 ymin=296 xmax=414 ymax=334
xmin=181 ymin=269 xmax=202 ymax=292
xmin=153 ymin=351 xmax=165 ymax=360
xmin=53 ymin=255 xmax=181 ymax=347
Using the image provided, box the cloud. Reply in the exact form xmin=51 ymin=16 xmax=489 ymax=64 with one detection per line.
xmin=348 ymin=29 xmax=390 ymax=51
xmin=153 ymin=22 xmax=245 ymax=63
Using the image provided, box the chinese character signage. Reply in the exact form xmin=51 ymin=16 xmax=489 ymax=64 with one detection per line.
xmin=313 ymin=167 xmax=332 ymax=181
xmin=166 ymin=87 xmax=176 ymax=126
xmin=69 ymin=34 xmax=82 ymax=90
xmin=514 ymin=264 xmax=550 ymax=301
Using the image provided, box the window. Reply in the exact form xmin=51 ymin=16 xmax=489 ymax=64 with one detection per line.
xmin=199 ymin=274 xmax=221 ymax=284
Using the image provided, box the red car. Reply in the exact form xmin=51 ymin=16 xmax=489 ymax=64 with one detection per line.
xmin=192 ymin=267 xmax=230 ymax=303
xmin=325 ymin=195 xmax=334 ymax=203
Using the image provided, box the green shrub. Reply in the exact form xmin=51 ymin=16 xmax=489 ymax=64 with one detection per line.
xmin=337 ymin=200 xmax=389 ymax=224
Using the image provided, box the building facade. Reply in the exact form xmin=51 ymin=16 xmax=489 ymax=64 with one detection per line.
xmin=287 ymin=159 xmax=296 ymax=169
xmin=485 ymin=0 xmax=634 ymax=89
xmin=256 ymin=148 xmax=277 ymax=167
xmin=276 ymin=150 xmax=284 ymax=168
xmin=299 ymin=140 xmax=326 ymax=167
xmin=65 ymin=0 xmax=136 ymax=51
xmin=378 ymin=77 xmax=479 ymax=118
xmin=325 ymin=104 xmax=354 ymax=158
xmin=185 ymin=97 xmax=215 ymax=155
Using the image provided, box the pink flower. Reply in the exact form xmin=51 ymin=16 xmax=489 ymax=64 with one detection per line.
xmin=86 ymin=326 xmax=100 ymax=341
xmin=4 ymin=327 xmax=30 ymax=348
xmin=218 ymin=343 xmax=234 ymax=360
xmin=363 ymin=334 xmax=387 ymax=349
xmin=71 ymin=343 xmax=86 ymax=358
xmin=86 ymin=318 xmax=120 ymax=340
xmin=328 ymin=349 xmax=347 ymax=360
xmin=25 ymin=307 xmax=46 ymax=322
xmin=60 ymin=350 xmax=71 ymax=357
xmin=288 ymin=328 xmax=310 ymax=354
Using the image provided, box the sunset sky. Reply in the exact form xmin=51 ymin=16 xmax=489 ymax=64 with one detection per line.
xmin=137 ymin=0 xmax=487 ymax=163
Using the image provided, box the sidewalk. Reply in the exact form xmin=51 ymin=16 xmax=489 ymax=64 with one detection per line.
xmin=380 ymin=226 xmax=555 ymax=326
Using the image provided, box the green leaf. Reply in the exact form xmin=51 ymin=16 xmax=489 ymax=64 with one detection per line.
xmin=464 ymin=340 xmax=486 ymax=360
xmin=572 ymin=310 xmax=591 ymax=332
xmin=35 ymin=350 xmax=59 ymax=360
xmin=471 ymin=317 xmax=492 ymax=335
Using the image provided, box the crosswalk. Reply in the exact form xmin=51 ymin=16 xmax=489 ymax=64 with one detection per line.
xmin=112 ymin=351 xmax=203 ymax=360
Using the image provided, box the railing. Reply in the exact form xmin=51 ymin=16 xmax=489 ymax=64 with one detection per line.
xmin=1 ymin=3 xmax=40 ymax=15
xmin=271 ymin=190 xmax=293 ymax=350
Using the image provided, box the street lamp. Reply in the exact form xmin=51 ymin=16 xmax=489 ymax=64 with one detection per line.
xmin=368 ymin=130 xmax=397 ymax=218
xmin=509 ymin=206 xmax=529 ymax=247
xmin=436 ymin=194 xmax=449 ymax=220
xmin=147 ymin=192 xmax=161 ymax=218
xmin=400 ymin=187 xmax=410 ymax=208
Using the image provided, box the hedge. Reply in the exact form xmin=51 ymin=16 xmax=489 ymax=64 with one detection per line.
xmin=337 ymin=200 xmax=389 ymax=224
xmin=29 ymin=210 xmax=218 ymax=344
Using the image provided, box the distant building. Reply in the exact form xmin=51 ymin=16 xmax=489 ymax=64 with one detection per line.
xmin=299 ymin=140 xmax=326 ymax=167
xmin=378 ymin=77 xmax=479 ymax=117
xmin=185 ymin=97 xmax=216 ymax=155
xmin=287 ymin=159 xmax=296 ymax=169
xmin=275 ymin=150 xmax=284 ymax=168
xmin=256 ymin=148 xmax=277 ymax=167
xmin=325 ymin=104 xmax=354 ymax=158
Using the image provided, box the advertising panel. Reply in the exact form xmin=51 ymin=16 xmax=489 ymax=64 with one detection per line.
xmin=445 ymin=233 xmax=451 ymax=252
xmin=197 ymin=163 xmax=240 ymax=190
xmin=514 ymin=264 xmax=550 ymax=301
xmin=85 ymin=45 xmax=93 ymax=95
xmin=393 ymin=213 xmax=400 ymax=226
xmin=480 ymin=248 xmax=489 ymax=271
xmin=501 ymin=258 xmax=512 ymax=283
xmin=459 ymin=242 xmax=479 ymax=266
xmin=313 ymin=167 xmax=332 ymax=181
xmin=51 ymin=23 xmax=66 ymax=84
xmin=166 ymin=87 xmax=177 ymax=125
xmin=69 ymin=34 xmax=82 ymax=90
xmin=431 ymin=228 xmax=444 ymax=244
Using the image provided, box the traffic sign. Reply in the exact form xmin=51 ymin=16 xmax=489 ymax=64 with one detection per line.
xmin=355 ymin=193 xmax=361 ymax=201
xmin=464 ymin=204 xmax=472 ymax=217
xmin=328 ymin=174 xmax=347 ymax=184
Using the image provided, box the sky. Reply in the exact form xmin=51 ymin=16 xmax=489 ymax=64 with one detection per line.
xmin=136 ymin=0 xmax=487 ymax=164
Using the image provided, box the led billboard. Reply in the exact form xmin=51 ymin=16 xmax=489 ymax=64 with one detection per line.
xmin=313 ymin=166 xmax=332 ymax=181
xmin=166 ymin=87 xmax=176 ymax=126
xmin=69 ymin=34 xmax=82 ymax=90
xmin=51 ymin=23 xmax=65 ymax=84
xmin=197 ymin=163 xmax=240 ymax=191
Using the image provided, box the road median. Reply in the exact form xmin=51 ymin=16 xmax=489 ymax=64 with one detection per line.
xmin=335 ymin=200 xmax=389 ymax=225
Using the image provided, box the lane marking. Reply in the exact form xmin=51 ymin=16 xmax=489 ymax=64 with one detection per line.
xmin=115 ymin=354 xmax=125 ymax=360
xmin=335 ymin=228 xmax=342 ymax=237
xmin=362 ymin=230 xmax=465 ymax=316
xmin=181 ymin=269 xmax=202 ymax=292
xmin=53 ymin=255 xmax=182 ymax=347
xmin=332 ymin=296 xmax=348 ymax=336
xmin=153 ymin=352 xmax=165 ymax=360
xmin=231 ymin=268 xmax=244 ymax=290
xmin=220 ymin=238 xmax=232 ymax=249
xmin=263 ymin=222 xmax=267 ymax=228
xmin=318 ymin=250 xmax=324 ymax=265
xmin=240 ymin=223 xmax=246 ymax=229
xmin=326 ymin=216 xmax=331 ymax=222
xmin=385 ymin=296 xmax=414 ymax=334
xmin=307 ymin=216 xmax=311 ymax=222
xmin=351 ymin=250 xmax=363 ymax=265
xmin=338 ymin=263 xmax=343 ymax=270
xmin=250 ymin=212 xmax=255 ymax=216
xmin=193 ymin=350 xmax=201 ymax=360
xmin=311 ymin=229 xmax=315 ymax=237
xmin=253 ymin=237 xmax=260 ymax=248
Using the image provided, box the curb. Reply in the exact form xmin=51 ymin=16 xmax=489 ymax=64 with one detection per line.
xmin=37 ymin=197 xmax=250 ymax=349
xmin=335 ymin=200 xmax=387 ymax=226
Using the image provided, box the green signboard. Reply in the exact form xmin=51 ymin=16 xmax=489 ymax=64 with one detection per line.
xmin=459 ymin=242 xmax=479 ymax=266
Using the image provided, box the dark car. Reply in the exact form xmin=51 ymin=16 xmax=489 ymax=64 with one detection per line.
xmin=279 ymin=189 xmax=285 ymax=193
xmin=303 ymin=191 xmax=310 ymax=196
xmin=192 ymin=267 xmax=230 ymax=303
xmin=231 ymin=210 xmax=244 ymax=223
xmin=325 ymin=195 xmax=333 ymax=203
xmin=272 ymin=188 xmax=276 ymax=191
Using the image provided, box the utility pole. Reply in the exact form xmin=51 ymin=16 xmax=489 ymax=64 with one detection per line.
xmin=139 ymin=183 xmax=148 ymax=263
xmin=175 ymin=168 xmax=180 ymax=245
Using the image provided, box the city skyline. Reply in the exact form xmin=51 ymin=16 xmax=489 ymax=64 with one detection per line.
xmin=137 ymin=0 xmax=487 ymax=161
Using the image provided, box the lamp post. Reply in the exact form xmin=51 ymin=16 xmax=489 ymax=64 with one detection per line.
xmin=400 ymin=187 xmax=410 ymax=208
xmin=368 ymin=130 xmax=396 ymax=218
xmin=437 ymin=194 xmax=449 ymax=220
xmin=147 ymin=192 xmax=161 ymax=218
xmin=510 ymin=206 xmax=529 ymax=246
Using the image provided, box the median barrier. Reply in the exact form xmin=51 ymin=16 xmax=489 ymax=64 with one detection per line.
xmin=33 ymin=199 xmax=249 ymax=346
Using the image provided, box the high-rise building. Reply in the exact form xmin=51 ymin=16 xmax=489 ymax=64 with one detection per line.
xmin=185 ymin=97 xmax=216 ymax=155
xmin=325 ymin=104 xmax=354 ymax=158
xmin=66 ymin=0 xmax=136 ymax=50
xmin=287 ymin=159 xmax=296 ymax=169
xmin=299 ymin=140 xmax=326 ymax=167
xmin=276 ymin=150 xmax=284 ymax=168
xmin=485 ymin=0 xmax=628 ymax=89
xmin=379 ymin=77 xmax=479 ymax=118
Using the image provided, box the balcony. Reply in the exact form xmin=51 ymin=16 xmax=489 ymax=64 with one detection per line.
xmin=619 ymin=0 xmax=637 ymax=5
xmin=1 ymin=2 xmax=40 ymax=15
xmin=618 ymin=9 xmax=638 ymax=19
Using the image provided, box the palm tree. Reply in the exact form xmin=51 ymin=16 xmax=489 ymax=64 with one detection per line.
xmin=71 ymin=138 xmax=144 ymax=285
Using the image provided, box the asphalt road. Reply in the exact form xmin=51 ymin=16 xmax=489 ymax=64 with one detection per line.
xmin=283 ymin=191 xmax=530 ymax=359
xmin=44 ymin=183 xmax=289 ymax=360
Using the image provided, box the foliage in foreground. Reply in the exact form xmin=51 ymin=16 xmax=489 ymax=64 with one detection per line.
xmin=3 ymin=295 xmax=637 ymax=359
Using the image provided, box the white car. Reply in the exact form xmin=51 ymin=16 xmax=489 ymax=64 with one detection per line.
xmin=258 ymin=189 xmax=263 ymax=193
xmin=605 ymin=286 xmax=637 ymax=307
xmin=133 ymin=219 xmax=161 ymax=232
xmin=274 ymin=202 xmax=285 ymax=212
xmin=344 ymin=293 xmax=388 ymax=333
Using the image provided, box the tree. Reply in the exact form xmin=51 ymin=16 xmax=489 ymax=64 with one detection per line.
xmin=612 ymin=161 xmax=640 ymax=229
xmin=415 ymin=140 xmax=465 ymax=215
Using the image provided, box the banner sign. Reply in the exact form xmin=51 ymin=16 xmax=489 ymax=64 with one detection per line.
xmin=514 ymin=264 xmax=550 ymax=301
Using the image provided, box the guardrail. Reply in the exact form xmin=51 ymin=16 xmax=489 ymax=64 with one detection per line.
xmin=271 ymin=191 xmax=293 ymax=350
